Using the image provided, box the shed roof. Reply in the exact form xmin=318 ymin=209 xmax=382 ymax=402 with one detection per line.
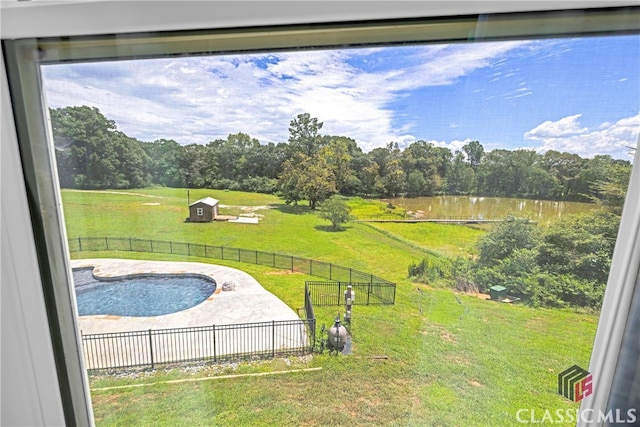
xmin=490 ymin=285 xmax=507 ymax=292
xmin=190 ymin=197 xmax=219 ymax=207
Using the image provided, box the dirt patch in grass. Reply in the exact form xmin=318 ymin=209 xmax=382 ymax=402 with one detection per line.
xmin=440 ymin=331 xmax=457 ymax=343
xmin=470 ymin=292 xmax=490 ymax=300
xmin=525 ymin=316 xmax=547 ymax=332
xmin=220 ymin=205 xmax=274 ymax=212
xmin=445 ymin=354 xmax=471 ymax=366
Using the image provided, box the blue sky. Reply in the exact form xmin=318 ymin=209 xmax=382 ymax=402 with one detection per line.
xmin=42 ymin=34 xmax=639 ymax=159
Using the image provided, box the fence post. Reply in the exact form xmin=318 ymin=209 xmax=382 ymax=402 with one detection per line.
xmin=291 ymin=256 xmax=294 ymax=272
xmin=105 ymin=237 xmax=109 ymax=251
xmin=272 ymin=253 xmax=275 ymax=267
xmin=188 ymin=243 xmax=191 ymax=256
xmin=205 ymin=245 xmax=208 ymax=258
xmin=150 ymin=239 xmax=153 ymax=252
xmin=78 ymin=237 xmax=82 ymax=252
xmin=129 ymin=238 xmax=132 ymax=251
xmin=338 ymin=282 xmax=342 ymax=305
xmin=221 ymin=246 xmax=224 ymax=259
xmin=272 ymin=321 xmax=275 ymax=358
xmin=310 ymin=259 xmax=312 ymax=276
xmin=213 ymin=324 xmax=216 ymax=362
xmin=255 ymin=250 xmax=258 ymax=264
xmin=329 ymin=263 xmax=332 ymax=280
xmin=148 ymin=329 xmax=155 ymax=369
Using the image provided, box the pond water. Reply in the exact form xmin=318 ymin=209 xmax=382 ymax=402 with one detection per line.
xmin=382 ymin=196 xmax=597 ymax=222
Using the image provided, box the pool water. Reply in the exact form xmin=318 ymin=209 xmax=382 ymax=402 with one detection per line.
xmin=73 ymin=268 xmax=216 ymax=317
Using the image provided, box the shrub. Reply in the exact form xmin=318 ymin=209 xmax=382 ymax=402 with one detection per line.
xmin=408 ymin=257 xmax=450 ymax=284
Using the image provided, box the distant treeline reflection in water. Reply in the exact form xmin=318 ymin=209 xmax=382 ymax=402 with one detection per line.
xmin=382 ymin=196 xmax=597 ymax=222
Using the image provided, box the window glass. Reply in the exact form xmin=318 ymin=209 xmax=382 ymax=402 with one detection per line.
xmin=9 ymin=9 xmax=640 ymax=426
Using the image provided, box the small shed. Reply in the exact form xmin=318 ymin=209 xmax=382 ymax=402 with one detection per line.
xmin=489 ymin=285 xmax=507 ymax=301
xmin=189 ymin=197 xmax=219 ymax=222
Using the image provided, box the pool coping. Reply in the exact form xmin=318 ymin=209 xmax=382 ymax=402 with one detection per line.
xmin=71 ymin=258 xmax=301 ymax=335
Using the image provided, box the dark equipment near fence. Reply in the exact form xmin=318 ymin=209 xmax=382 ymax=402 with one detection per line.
xmin=327 ymin=317 xmax=347 ymax=352
xmin=489 ymin=285 xmax=507 ymax=301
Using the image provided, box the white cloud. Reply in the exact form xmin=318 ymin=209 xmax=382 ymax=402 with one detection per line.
xmin=384 ymin=41 xmax=529 ymax=92
xmin=438 ymin=139 xmax=469 ymax=153
xmin=524 ymin=113 xmax=640 ymax=158
xmin=392 ymin=136 xmax=468 ymax=153
xmin=41 ymin=41 xmax=532 ymax=151
xmin=511 ymin=92 xmax=532 ymax=99
xmin=394 ymin=135 xmax=417 ymax=148
xmin=524 ymin=114 xmax=589 ymax=139
xmin=503 ymin=86 xmax=533 ymax=100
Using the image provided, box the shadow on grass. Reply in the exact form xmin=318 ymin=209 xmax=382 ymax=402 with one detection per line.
xmin=314 ymin=225 xmax=350 ymax=232
xmin=271 ymin=203 xmax=315 ymax=215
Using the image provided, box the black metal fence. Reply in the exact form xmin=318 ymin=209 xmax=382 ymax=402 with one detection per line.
xmin=72 ymin=236 xmax=395 ymax=369
xmin=81 ymin=319 xmax=314 ymax=371
xmin=353 ymin=213 xmax=408 ymax=221
xmin=303 ymin=288 xmax=316 ymax=340
xmin=68 ymin=237 xmax=396 ymax=298
xmin=305 ymin=281 xmax=396 ymax=306
xmin=354 ymin=214 xmax=499 ymax=222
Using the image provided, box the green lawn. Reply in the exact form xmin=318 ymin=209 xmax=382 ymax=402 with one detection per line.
xmin=362 ymin=221 xmax=484 ymax=258
xmin=63 ymin=189 xmax=598 ymax=426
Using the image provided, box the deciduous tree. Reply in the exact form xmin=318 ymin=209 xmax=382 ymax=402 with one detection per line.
xmin=288 ymin=113 xmax=324 ymax=157
xmin=318 ymin=196 xmax=352 ymax=230
xmin=51 ymin=106 xmax=151 ymax=189
xmin=462 ymin=140 xmax=484 ymax=170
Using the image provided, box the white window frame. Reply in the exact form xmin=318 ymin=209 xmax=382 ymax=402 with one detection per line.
xmin=1 ymin=2 xmax=639 ymax=426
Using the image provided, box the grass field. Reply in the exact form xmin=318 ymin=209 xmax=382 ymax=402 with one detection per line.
xmin=62 ymin=188 xmax=598 ymax=426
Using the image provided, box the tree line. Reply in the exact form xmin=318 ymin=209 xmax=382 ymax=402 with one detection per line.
xmin=409 ymin=210 xmax=619 ymax=309
xmin=51 ymin=106 xmax=632 ymax=208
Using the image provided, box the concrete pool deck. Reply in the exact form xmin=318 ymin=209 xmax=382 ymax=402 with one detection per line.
xmin=71 ymin=258 xmax=301 ymax=335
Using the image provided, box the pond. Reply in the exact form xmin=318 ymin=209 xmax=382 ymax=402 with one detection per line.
xmin=381 ymin=196 xmax=597 ymax=223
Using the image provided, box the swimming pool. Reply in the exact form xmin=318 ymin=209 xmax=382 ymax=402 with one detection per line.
xmin=73 ymin=268 xmax=216 ymax=317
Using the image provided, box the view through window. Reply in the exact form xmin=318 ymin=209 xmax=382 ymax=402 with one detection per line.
xmin=40 ymin=28 xmax=639 ymax=425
